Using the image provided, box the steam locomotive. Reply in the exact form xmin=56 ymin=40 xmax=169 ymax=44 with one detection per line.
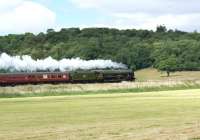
xmin=0 ymin=69 xmax=135 ymax=86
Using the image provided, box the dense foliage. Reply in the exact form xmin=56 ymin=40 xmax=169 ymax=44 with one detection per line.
xmin=0 ymin=26 xmax=200 ymax=75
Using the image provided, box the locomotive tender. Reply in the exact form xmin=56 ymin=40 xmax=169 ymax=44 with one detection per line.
xmin=0 ymin=69 xmax=135 ymax=86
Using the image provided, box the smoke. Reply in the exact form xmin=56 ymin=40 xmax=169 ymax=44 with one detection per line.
xmin=0 ymin=53 xmax=127 ymax=72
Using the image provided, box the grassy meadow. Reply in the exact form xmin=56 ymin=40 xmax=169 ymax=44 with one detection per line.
xmin=135 ymin=68 xmax=200 ymax=81
xmin=1 ymin=68 xmax=200 ymax=140
xmin=1 ymin=89 xmax=200 ymax=140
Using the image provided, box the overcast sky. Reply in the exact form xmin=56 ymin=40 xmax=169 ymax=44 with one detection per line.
xmin=0 ymin=0 xmax=200 ymax=35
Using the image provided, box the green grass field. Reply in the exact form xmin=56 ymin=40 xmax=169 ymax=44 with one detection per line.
xmin=135 ymin=68 xmax=200 ymax=81
xmin=1 ymin=89 xmax=200 ymax=140
xmin=1 ymin=68 xmax=200 ymax=140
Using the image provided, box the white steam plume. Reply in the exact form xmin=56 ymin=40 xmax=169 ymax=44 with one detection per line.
xmin=0 ymin=53 xmax=127 ymax=72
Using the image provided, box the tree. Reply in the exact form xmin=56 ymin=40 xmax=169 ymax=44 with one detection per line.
xmin=47 ymin=29 xmax=55 ymax=34
xmin=152 ymin=41 xmax=179 ymax=76
xmin=156 ymin=57 xmax=178 ymax=76
xmin=156 ymin=25 xmax=167 ymax=33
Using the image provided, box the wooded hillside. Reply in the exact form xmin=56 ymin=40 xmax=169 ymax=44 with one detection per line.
xmin=1 ymin=26 xmax=200 ymax=73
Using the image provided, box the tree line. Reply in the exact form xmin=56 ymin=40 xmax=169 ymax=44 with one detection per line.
xmin=0 ymin=26 xmax=200 ymax=76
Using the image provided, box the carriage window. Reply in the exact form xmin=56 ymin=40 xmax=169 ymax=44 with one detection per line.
xmin=51 ymin=75 xmax=56 ymax=78
xmin=58 ymin=75 xmax=62 ymax=78
xmin=43 ymin=74 xmax=48 ymax=79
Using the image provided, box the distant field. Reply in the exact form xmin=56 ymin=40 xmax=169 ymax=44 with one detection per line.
xmin=135 ymin=68 xmax=200 ymax=81
xmin=1 ymin=68 xmax=200 ymax=98
xmin=1 ymin=89 xmax=200 ymax=140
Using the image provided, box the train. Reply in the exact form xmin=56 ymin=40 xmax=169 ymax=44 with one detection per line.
xmin=0 ymin=69 xmax=135 ymax=86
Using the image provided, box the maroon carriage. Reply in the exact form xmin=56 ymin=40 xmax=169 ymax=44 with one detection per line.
xmin=0 ymin=72 xmax=70 ymax=86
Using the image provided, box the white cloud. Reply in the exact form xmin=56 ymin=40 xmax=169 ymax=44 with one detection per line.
xmin=70 ymin=0 xmax=200 ymax=31
xmin=71 ymin=0 xmax=200 ymax=14
xmin=0 ymin=0 xmax=23 ymax=11
xmin=0 ymin=0 xmax=56 ymax=34
xmin=100 ymin=13 xmax=200 ymax=31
